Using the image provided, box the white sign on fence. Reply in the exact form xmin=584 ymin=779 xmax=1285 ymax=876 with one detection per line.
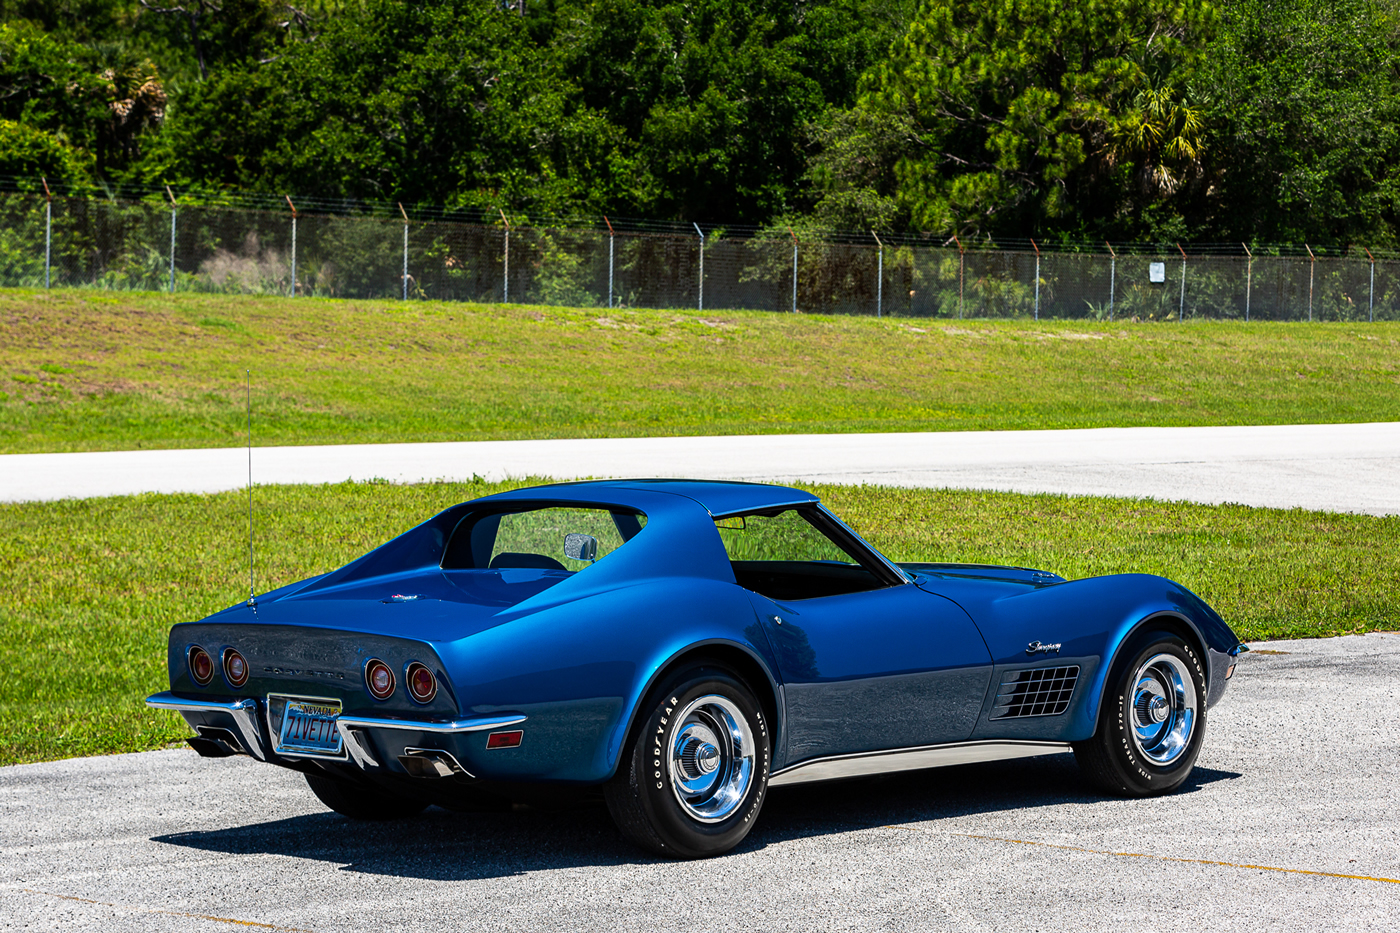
xmin=1149 ymin=262 xmax=1166 ymax=283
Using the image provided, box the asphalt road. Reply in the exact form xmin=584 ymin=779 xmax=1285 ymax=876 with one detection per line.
xmin=4 ymin=421 xmax=1400 ymax=514
xmin=2 ymin=633 xmax=1398 ymax=932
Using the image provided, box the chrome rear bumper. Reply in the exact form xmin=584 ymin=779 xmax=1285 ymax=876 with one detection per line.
xmin=145 ymin=692 xmax=526 ymax=771
xmin=146 ymin=692 xmax=266 ymax=761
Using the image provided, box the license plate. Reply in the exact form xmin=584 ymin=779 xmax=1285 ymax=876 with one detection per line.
xmin=274 ymin=697 xmax=343 ymax=757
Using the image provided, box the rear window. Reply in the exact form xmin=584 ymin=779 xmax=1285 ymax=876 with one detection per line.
xmin=441 ymin=506 xmax=646 ymax=571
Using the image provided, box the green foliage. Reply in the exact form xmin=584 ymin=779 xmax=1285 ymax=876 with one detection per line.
xmin=143 ymin=0 xmax=604 ymax=216
xmin=2 ymin=478 xmax=1395 ymax=764
xmin=0 ymin=20 xmax=164 ymax=180
xmin=861 ymin=0 xmax=1215 ymax=239
xmin=8 ymin=0 xmax=1400 ymax=244
xmin=552 ymin=0 xmax=898 ymax=222
xmin=1198 ymin=0 xmax=1400 ymax=245
xmin=796 ymin=107 xmax=917 ymax=231
xmin=0 ymin=119 xmax=93 ymax=185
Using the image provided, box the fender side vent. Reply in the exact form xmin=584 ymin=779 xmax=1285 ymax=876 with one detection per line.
xmin=991 ymin=666 xmax=1080 ymax=719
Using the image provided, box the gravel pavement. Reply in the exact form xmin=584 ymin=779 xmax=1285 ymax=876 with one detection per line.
xmin=4 ymin=421 xmax=1400 ymax=514
xmin=3 ymin=633 xmax=1398 ymax=932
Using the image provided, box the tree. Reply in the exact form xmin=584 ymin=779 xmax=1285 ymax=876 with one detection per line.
xmin=142 ymin=0 xmax=609 ymax=215
xmin=860 ymin=0 xmax=1216 ymax=239
xmin=0 ymin=21 xmax=165 ymax=181
xmin=1196 ymin=0 xmax=1400 ymax=245
xmin=551 ymin=0 xmax=901 ymax=222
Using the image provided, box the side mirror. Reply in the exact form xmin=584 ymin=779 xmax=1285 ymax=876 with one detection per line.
xmin=563 ymin=533 xmax=598 ymax=563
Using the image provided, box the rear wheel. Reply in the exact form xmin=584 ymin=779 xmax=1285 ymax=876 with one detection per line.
xmin=605 ymin=666 xmax=770 ymax=858
xmin=1074 ymin=630 xmax=1207 ymax=796
xmin=304 ymin=772 xmax=428 ymax=820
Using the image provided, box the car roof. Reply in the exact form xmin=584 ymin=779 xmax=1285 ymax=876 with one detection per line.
xmin=474 ymin=479 xmax=819 ymax=517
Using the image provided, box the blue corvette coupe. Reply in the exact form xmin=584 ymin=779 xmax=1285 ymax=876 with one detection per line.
xmin=148 ymin=479 xmax=1246 ymax=857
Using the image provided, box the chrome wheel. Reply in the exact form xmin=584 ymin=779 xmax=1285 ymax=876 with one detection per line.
xmin=667 ymin=694 xmax=755 ymax=823
xmin=1130 ymin=653 xmax=1197 ymax=766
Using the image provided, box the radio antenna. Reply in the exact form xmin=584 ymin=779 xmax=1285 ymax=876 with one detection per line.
xmin=246 ymin=370 xmax=255 ymax=607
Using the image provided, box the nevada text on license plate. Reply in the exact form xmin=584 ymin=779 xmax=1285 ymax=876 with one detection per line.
xmin=275 ymin=697 xmax=343 ymax=756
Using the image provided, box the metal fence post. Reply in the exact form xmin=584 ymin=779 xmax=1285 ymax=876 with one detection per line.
xmin=398 ymin=203 xmax=409 ymax=300
xmin=1365 ymin=247 xmax=1375 ymax=322
xmin=872 ymin=230 xmax=884 ymax=318
xmin=788 ymin=227 xmax=799 ymax=313
xmin=693 ymin=222 xmax=704 ymax=312
xmin=1176 ymin=243 xmax=1187 ymax=320
xmin=953 ymin=234 xmax=965 ymax=318
xmin=1106 ymin=240 xmax=1116 ymax=320
xmin=1243 ymin=242 xmax=1252 ymax=321
xmin=167 ymin=185 xmax=178 ymax=292
xmin=42 ymin=177 xmax=52 ymax=288
xmin=1031 ymin=239 xmax=1040 ymax=320
xmin=1305 ymin=244 xmax=1315 ymax=322
xmin=604 ymin=216 xmax=615 ymax=309
xmin=499 ymin=209 xmax=511 ymax=304
xmin=285 ymin=195 xmax=298 ymax=297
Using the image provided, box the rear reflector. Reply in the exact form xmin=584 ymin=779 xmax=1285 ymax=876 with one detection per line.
xmin=486 ymin=730 xmax=523 ymax=749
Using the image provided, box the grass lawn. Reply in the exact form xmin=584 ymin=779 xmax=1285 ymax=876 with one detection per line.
xmin=2 ymin=479 xmax=1395 ymax=766
xmin=2 ymin=289 xmax=1398 ymax=454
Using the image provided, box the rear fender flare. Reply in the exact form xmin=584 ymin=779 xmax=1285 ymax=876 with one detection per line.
xmin=605 ymin=637 xmax=783 ymax=781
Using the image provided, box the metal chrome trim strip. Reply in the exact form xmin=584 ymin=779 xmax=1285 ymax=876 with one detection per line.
xmin=709 ymin=497 xmax=818 ymax=519
xmin=816 ymin=504 xmax=914 ymax=584
xmin=145 ymin=692 xmax=266 ymax=761
xmin=337 ymin=724 xmax=380 ymax=769
xmin=767 ymin=740 xmax=1071 ymax=787
xmin=335 ymin=712 xmax=527 ymax=734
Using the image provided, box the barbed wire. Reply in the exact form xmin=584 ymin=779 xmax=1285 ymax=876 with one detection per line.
xmin=3 ymin=174 xmax=1394 ymax=259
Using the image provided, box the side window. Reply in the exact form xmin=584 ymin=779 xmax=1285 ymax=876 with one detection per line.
xmin=716 ymin=507 xmax=888 ymax=601
xmin=442 ymin=507 xmax=646 ymax=570
xmin=717 ymin=509 xmax=859 ymax=564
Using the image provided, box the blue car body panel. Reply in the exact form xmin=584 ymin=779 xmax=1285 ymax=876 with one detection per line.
xmin=159 ymin=479 xmax=1242 ymax=787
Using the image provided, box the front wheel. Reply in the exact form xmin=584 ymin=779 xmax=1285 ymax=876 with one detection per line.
xmin=605 ymin=666 xmax=770 ymax=858
xmin=1074 ymin=631 xmax=1207 ymax=797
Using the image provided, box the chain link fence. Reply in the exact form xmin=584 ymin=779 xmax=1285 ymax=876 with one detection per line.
xmin=5 ymin=193 xmax=1398 ymax=321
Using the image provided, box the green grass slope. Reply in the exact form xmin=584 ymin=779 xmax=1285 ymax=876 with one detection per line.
xmin=3 ymin=289 xmax=1398 ymax=454
xmin=2 ymin=480 xmax=1395 ymax=765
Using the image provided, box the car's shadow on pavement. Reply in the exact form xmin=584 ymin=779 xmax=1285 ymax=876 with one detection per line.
xmin=152 ymin=755 xmax=1242 ymax=880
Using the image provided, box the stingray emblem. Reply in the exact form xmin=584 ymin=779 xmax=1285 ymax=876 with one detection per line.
xmin=1026 ymin=641 xmax=1062 ymax=656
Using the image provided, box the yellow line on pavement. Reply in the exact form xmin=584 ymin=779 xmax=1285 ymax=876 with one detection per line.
xmin=23 ymin=889 xmax=321 ymax=931
xmin=947 ymin=833 xmax=1400 ymax=885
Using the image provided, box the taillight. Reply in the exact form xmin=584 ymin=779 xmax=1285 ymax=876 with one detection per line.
xmin=222 ymin=648 xmax=249 ymax=688
xmin=406 ymin=662 xmax=436 ymax=704
xmin=365 ymin=659 xmax=395 ymax=700
xmin=188 ymin=646 xmax=214 ymax=686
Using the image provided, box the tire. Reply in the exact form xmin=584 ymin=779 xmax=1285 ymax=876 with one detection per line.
xmin=605 ymin=665 xmax=770 ymax=858
xmin=304 ymin=772 xmax=428 ymax=820
xmin=1074 ymin=630 xmax=1208 ymax=797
